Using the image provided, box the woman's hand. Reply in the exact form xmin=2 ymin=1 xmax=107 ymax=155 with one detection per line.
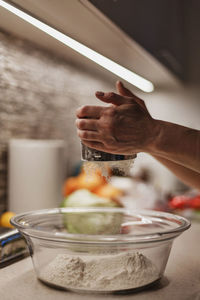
xmin=76 ymin=81 xmax=160 ymax=155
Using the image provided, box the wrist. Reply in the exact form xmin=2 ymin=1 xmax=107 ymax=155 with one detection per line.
xmin=144 ymin=119 xmax=164 ymax=154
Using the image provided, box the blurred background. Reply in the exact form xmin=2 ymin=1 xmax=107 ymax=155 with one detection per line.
xmin=0 ymin=0 xmax=200 ymax=219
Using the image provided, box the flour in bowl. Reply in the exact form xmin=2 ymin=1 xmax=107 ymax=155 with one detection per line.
xmin=40 ymin=251 xmax=159 ymax=291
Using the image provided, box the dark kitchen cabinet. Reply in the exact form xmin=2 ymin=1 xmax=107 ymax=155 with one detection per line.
xmin=89 ymin=0 xmax=187 ymax=80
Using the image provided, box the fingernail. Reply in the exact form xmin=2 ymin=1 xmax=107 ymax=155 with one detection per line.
xmin=96 ymin=91 xmax=104 ymax=96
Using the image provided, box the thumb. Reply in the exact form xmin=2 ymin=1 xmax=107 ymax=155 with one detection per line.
xmin=116 ymin=81 xmax=147 ymax=110
xmin=95 ymin=91 xmax=133 ymax=106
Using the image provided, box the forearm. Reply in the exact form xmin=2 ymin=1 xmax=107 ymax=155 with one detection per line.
xmin=148 ymin=120 xmax=200 ymax=173
xmin=152 ymin=155 xmax=200 ymax=190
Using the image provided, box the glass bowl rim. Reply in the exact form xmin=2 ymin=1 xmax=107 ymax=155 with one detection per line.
xmin=11 ymin=207 xmax=191 ymax=245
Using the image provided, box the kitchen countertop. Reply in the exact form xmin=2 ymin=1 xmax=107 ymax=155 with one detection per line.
xmin=1 ymin=222 xmax=200 ymax=300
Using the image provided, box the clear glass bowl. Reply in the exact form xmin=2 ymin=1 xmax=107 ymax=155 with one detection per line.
xmin=11 ymin=207 xmax=190 ymax=293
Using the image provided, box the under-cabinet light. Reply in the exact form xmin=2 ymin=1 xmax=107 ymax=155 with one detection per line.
xmin=0 ymin=0 xmax=154 ymax=92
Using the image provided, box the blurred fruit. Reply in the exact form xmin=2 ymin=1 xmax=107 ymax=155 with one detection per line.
xmin=169 ymin=195 xmax=189 ymax=210
xmin=94 ymin=184 xmax=123 ymax=200
xmin=63 ymin=168 xmax=107 ymax=196
xmin=62 ymin=177 xmax=79 ymax=196
xmin=189 ymin=195 xmax=200 ymax=209
xmin=169 ymin=194 xmax=200 ymax=210
xmin=77 ymin=172 xmax=105 ymax=192
xmin=0 ymin=211 xmax=15 ymax=228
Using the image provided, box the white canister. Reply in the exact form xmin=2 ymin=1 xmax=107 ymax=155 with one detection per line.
xmin=8 ymin=139 xmax=65 ymax=213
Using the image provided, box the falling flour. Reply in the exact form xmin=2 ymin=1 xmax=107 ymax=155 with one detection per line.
xmin=40 ymin=251 xmax=159 ymax=292
xmin=83 ymin=160 xmax=134 ymax=182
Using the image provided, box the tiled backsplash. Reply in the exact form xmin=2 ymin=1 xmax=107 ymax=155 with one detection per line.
xmin=0 ymin=30 xmax=111 ymax=213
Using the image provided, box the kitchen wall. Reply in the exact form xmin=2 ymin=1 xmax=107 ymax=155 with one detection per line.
xmin=0 ymin=29 xmax=112 ymax=213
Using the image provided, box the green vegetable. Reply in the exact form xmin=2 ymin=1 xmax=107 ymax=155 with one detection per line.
xmin=61 ymin=189 xmax=120 ymax=208
xmin=61 ymin=189 xmax=122 ymax=234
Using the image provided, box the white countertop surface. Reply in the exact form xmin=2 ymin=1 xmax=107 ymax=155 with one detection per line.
xmin=1 ymin=222 xmax=200 ymax=300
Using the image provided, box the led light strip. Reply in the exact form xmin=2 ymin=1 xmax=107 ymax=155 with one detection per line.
xmin=0 ymin=0 xmax=154 ymax=92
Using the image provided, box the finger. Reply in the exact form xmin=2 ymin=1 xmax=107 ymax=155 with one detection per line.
xmin=76 ymin=105 xmax=104 ymax=119
xmin=95 ymin=91 xmax=132 ymax=106
xmin=77 ymin=129 xmax=100 ymax=141
xmin=116 ymin=81 xmax=134 ymax=97
xmin=76 ymin=119 xmax=98 ymax=131
xmin=116 ymin=81 xmax=147 ymax=110
xmin=81 ymin=140 xmax=105 ymax=152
